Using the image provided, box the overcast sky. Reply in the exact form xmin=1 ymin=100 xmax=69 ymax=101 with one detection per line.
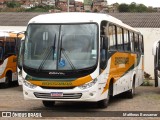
xmin=107 ymin=0 xmax=160 ymax=7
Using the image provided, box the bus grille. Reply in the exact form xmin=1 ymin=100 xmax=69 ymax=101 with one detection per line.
xmin=34 ymin=92 xmax=82 ymax=99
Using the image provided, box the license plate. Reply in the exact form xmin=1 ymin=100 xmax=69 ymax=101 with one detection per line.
xmin=51 ymin=92 xmax=63 ymax=97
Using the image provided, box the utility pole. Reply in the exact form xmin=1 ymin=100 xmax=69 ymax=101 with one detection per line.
xmin=67 ymin=0 xmax=69 ymax=12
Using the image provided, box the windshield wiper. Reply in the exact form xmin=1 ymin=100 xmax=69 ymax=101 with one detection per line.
xmin=61 ymin=48 xmax=76 ymax=70
xmin=59 ymin=36 xmax=76 ymax=70
xmin=37 ymin=35 xmax=56 ymax=71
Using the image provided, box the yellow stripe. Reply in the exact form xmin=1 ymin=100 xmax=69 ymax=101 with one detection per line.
xmin=29 ymin=75 xmax=92 ymax=87
xmin=0 ymin=55 xmax=17 ymax=79
xmin=101 ymin=52 xmax=137 ymax=94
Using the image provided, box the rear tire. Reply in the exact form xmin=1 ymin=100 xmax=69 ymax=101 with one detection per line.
xmin=125 ymin=80 xmax=135 ymax=98
xmin=42 ymin=101 xmax=55 ymax=108
xmin=3 ymin=72 xmax=12 ymax=88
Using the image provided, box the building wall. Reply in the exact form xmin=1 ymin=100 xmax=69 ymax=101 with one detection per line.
xmin=0 ymin=26 xmax=26 ymax=32
xmin=136 ymin=28 xmax=160 ymax=79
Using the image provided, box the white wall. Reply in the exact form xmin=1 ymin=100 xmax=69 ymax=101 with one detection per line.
xmin=0 ymin=26 xmax=26 ymax=32
xmin=137 ymin=28 xmax=160 ymax=79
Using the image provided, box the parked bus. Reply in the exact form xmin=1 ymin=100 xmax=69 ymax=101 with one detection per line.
xmin=152 ymin=40 xmax=160 ymax=87
xmin=0 ymin=31 xmax=24 ymax=88
xmin=21 ymin=13 xmax=144 ymax=108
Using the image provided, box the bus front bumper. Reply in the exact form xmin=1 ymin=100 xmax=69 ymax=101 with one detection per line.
xmin=22 ymin=80 xmax=107 ymax=102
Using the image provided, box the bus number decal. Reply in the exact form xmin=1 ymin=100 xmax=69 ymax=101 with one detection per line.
xmin=115 ymin=57 xmax=129 ymax=65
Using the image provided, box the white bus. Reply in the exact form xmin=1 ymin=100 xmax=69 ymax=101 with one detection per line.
xmin=152 ymin=40 xmax=160 ymax=87
xmin=21 ymin=13 xmax=144 ymax=108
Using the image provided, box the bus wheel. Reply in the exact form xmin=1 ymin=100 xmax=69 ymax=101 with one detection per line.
xmin=125 ymin=80 xmax=135 ymax=98
xmin=3 ymin=72 xmax=12 ymax=88
xmin=97 ymin=83 xmax=112 ymax=108
xmin=42 ymin=101 xmax=55 ymax=108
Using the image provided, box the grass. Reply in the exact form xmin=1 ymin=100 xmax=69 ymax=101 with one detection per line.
xmin=141 ymin=79 xmax=154 ymax=86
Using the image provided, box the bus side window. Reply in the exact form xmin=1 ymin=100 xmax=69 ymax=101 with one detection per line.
xmin=139 ymin=35 xmax=144 ymax=54
xmin=117 ymin=27 xmax=123 ymax=51
xmin=134 ymin=33 xmax=139 ymax=52
xmin=130 ymin=32 xmax=134 ymax=52
xmin=124 ymin=29 xmax=130 ymax=52
xmin=108 ymin=24 xmax=116 ymax=51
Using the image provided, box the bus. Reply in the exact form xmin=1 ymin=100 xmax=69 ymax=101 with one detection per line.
xmin=0 ymin=31 xmax=24 ymax=88
xmin=152 ymin=40 xmax=160 ymax=87
xmin=21 ymin=13 xmax=144 ymax=108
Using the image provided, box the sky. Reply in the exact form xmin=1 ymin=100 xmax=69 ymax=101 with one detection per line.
xmin=107 ymin=0 xmax=160 ymax=7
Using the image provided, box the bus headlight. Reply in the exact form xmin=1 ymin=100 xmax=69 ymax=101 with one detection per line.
xmin=23 ymin=80 xmax=37 ymax=89
xmin=78 ymin=78 xmax=97 ymax=90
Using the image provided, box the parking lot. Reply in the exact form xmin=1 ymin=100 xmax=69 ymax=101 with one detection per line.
xmin=0 ymin=81 xmax=160 ymax=119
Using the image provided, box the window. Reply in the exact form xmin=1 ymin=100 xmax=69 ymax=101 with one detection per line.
xmin=117 ymin=27 xmax=123 ymax=51
xmin=134 ymin=33 xmax=139 ymax=52
xmin=108 ymin=24 xmax=116 ymax=50
xmin=5 ymin=38 xmax=16 ymax=55
xmin=130 ymin=32 xmax=134 ymax=52
xmin=124 ymin=29 xmax=130 ymax=51
xmin=100 ymin=21 xmax=108 ymax=69
xmin=139 ymin=35 xmax=144 ymax=54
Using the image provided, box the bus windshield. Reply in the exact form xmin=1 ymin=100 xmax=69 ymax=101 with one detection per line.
xmin=24 ymin=23 xmax=98 ymax=71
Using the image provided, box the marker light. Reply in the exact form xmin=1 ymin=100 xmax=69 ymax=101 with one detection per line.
xmin=23 ymin=80 xmax=37 ymax=89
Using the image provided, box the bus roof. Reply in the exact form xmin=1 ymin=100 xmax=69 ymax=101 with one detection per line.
xmin=28 ymin=12 xmax=140 ymax=33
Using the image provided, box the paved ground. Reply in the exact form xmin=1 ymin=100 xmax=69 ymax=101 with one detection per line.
xmin=0 ymin=81 xmax=160 ymax=120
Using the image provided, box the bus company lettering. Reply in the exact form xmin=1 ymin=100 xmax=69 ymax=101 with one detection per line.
xmin=115 ymin=57 xmax=129 ymax=65
xmin=42 ymin=81 xmax=72 ymax=86
xmin=49 ymin=72 xmax=65 ymax=75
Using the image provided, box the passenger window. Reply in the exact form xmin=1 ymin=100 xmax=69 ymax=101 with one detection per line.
xmin=117 ymin=27 xmax=123 ymax=51
xmin=124 ymin=30 xmax=130 ymax=51
xmin=134 ymin=34 xmax=139 ymax=52
xmin=108 ymin=24 xmax=116 ymax=50
xmin=130 ymin=32 xmax=134 ymax=52
xmin=139 ymin=35 xmax=144 ymax=54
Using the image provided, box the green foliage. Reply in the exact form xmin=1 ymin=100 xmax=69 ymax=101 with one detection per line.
xmin=118 ymin=3 xmax=129 ymax=12
xmin=118 ymin=2 xmax=155 ymax=12
xmin=6 ymin=1 xmax=21 ymax=8
xmin=25 ymin=5 xmax=55 ymax=12
xmin=142 ymin=80 xmax=153 ymax=86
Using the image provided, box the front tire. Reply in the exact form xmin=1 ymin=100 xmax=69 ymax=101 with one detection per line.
xmin=97 ymin=82 xmax=113 ymax=108
xmin=42 ymin=101 xmax=55 ymax=108
xmin=97 ymin=95 xmax=110 ymax=108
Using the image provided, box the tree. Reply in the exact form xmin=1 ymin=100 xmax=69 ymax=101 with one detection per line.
xmin=137 ymin=4 xmax=147 ymax=12
xmin=118 ymin=3 xmax=129 ymax=12
xmin=129 ymin=2 xmax=137 ymax=12
xmin=6 ymin=1 xmax=21 ymax=8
